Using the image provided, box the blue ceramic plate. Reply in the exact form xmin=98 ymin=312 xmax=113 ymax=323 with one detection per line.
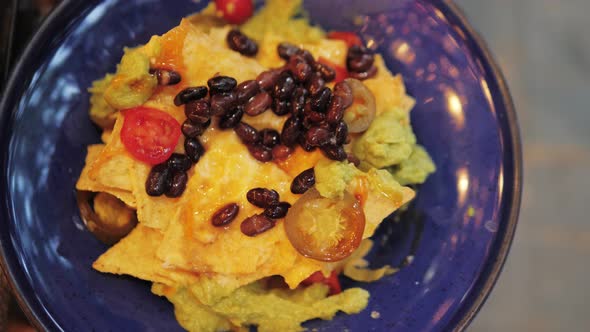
xmin=0 ymin=0 xmax=521 ymax=331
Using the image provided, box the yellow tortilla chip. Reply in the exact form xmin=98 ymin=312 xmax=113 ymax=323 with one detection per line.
xmin=76 ymin=144 xmax=136 ymax=208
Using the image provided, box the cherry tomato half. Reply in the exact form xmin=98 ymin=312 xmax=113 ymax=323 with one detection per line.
xmin=120 ymin=106 xmax=181 ymax=165
xmin=301 ymin=270 xmax=342 ymax=295
xmin=318 ymin=57 xmax=348 ymax=83
xmin=327 ymin=31 xmax=362 ymax=48
xmin=284 ymin=188 xmax=365 ymax=262
xmin=215 ymin=0 xmax=254 ymax=25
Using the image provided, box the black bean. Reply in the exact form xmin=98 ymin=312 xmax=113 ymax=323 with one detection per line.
xmin=226 ymin=29 xmax=258 ymax=56
xmin=305 ymin=73 xmax=325 ymax=96
xmin=310 ymin=87 xmax=332 ymax=113
xmin=291 ymin=168 xmax=315 ymax=194
xmin=298 ymin=134 xmax=316 ymax=152
xmin=281 ymin=116 xmax=302 ymax=147
xmin=313 ymin=62 xmax=336 ymax=82
xmin=347 ymin=153 xmax=361 ymax=167
xmin=296 ymin=49 xmax=315 ymax=66
xmin=346 ymin=45 xmax=375 ymax=73
xmin=244 ymin=92 xmax=272 ymax=116
xmin=185 ymin=137 xmax=205 ymax=163
xmin=288 ymin=55 xmax=312 ymax=83
xmin=167 ymin=153 xmax=192 ymax=172
xmin=211 ymin=203 xmax=240 ymax=227
xmin=303 ymin=102 xmax=325 ymax=124
xmin=208 ymin=76 xmax=237 ymax=95
xmin=333 ymin=81 xmax=353 ymax=109
xmin=210 ymin=91 xmax=237 ymax=116
xmin=234 ymin=122 xmax=260 ymax=144
xmin=273 ymin=72 xmax=295 ymax=100
xmin=326 ymin=95 xmax=345 ymax=125
xmin=247 ymin=188 xmax=279 ymax=208
xmin=334 ymin=121 xmax=349 ymax=145
xmin=321 ymin=144 xmax=347 ymax=161
xmin=248 ymin=144 xmax=273 ymax=162
xmin=272 ymin=99 xmax=291 ymax=116
xmin=290 ymin=87 xmax=308 ymax=117
xmin=145 ymin=163 xmax=171 ymax=196
xmin=153 ymin=69 xmax=181 ymax=86
xmin=347 ymin=65 xmax=378 ymax=80
xmin=219 ymin=106 xmax=244 ymax=129
xmin=271 ymin=144 xmax=293 ymax=160
xmin=174 ymin=86 xmax=208 ymax=106
xmin=256 ymin=69 xmax=282 ymax=91
xmin=277 ymin=42 xmax=300 ymax=60
xmin=264 ymin=202 xmax=291 ymax=219
xmin=241 ymin=214 xmax=275 ymax=237
xmin=236 ymin=80 xmax=260 ymax=103
xmin=182 ymin=119 xmax=209 ymax=138
xmin=260 ymin=128 xmax=281 ymax=148
xmin=165 ymin=171 xmax=188 ymax=198
xmin=305 ymin=126 xmax=333 ymax=147
xmin=185 ymin=100 xmax=211 ymax=124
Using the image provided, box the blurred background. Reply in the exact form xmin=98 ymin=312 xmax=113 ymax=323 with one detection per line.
xmin=1 ymin=0 xmax=588 ymax=331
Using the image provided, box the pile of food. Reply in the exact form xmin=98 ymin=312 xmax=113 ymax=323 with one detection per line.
xmin=75 ymin=0 xmax=435 ymax=331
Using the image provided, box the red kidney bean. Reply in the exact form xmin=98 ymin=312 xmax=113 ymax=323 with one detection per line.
xmin=210 ymin=91 xmax=237 ymax=116
xmin=153 ymin=69 xmax=181 ymax=86
xmin=226 ymin=29 xmax=258 ymax=56
xmin=346 ymin=45 xmax=375 ymax=73
xmin=310 ymin=87 xmax=332 ymax=113
xmin=291 ymin=168 xmax=315 ymax=194
xmin=219 ymin=106 xmax=244 ymax=129
xmin=334 ymin=121 xmax=349 ymax=145
xmin=182 ymin=119 xmax=209 ymax=138
xmin=248 ymin=144 xmax=273 ymax=162
xmin=288 ymin=54 xmax=312 ymax=83
xmin=274 ymin=72 xmax=295 ymax=100
xmin=165 ymin=171 xmax=188 ymax=198
xmin=256 ymin=69 xmax=282 ymax=91
xmin=264 ymin=202 xmax=291 ymax=219
xmin=247 ymin=188 xmax=279 ymax=208
xmin=174 ymin=86 xmax=208 ymax=106
xmin=321 ymin=144 xmax=347 ymax=161
xmin=271 ymin=144 xmax=293 ymax=160
xmin=281 ymin=116 xmax=302 ymax=147
xmin=241 ymin=214 xmax=275 ymax=237
xmin=270 ymin=99 xmax=290 ymax=116
xmin=236 ymin=80 xmax=260 ymax=103
xmin=167 ymin=153 xmax=192 ymax=172
xmin=234 ymin=122 xmax=260 ymax=144
xmin=244 ymin=92 xmax=272 ymax=116
xmin=211 ymin=203 xmax=240 ymax=227
xmin=184 ymin=137 xmax=205 ymax=163
xmin=347 ymin=65 xmax=378 ymax=80
xmin=185 ymin=99 xmax=211 ymax=124
xmin=260 ymin=128 xmax=281 ymax=148
xmin=305 ymin=126 xmax=332 ymax=147
xmin=145 ymin=163 xmax=171 ymax=196
xmin=207 ymin=76 xmax=237 ymax=95
xmin=333 ymin=81 xmax=353 ymax=109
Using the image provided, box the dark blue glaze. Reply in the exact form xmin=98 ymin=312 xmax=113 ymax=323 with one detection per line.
xmin=0 ymin=0 xmax=521 ymax=331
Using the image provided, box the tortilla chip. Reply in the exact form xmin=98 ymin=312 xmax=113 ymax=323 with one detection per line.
xmin=76 ymin=144 xmax=136 ymax=208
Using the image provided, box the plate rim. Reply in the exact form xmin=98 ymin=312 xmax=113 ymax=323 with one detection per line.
xmin=0 ymin=0 xmax=522 ymax=331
